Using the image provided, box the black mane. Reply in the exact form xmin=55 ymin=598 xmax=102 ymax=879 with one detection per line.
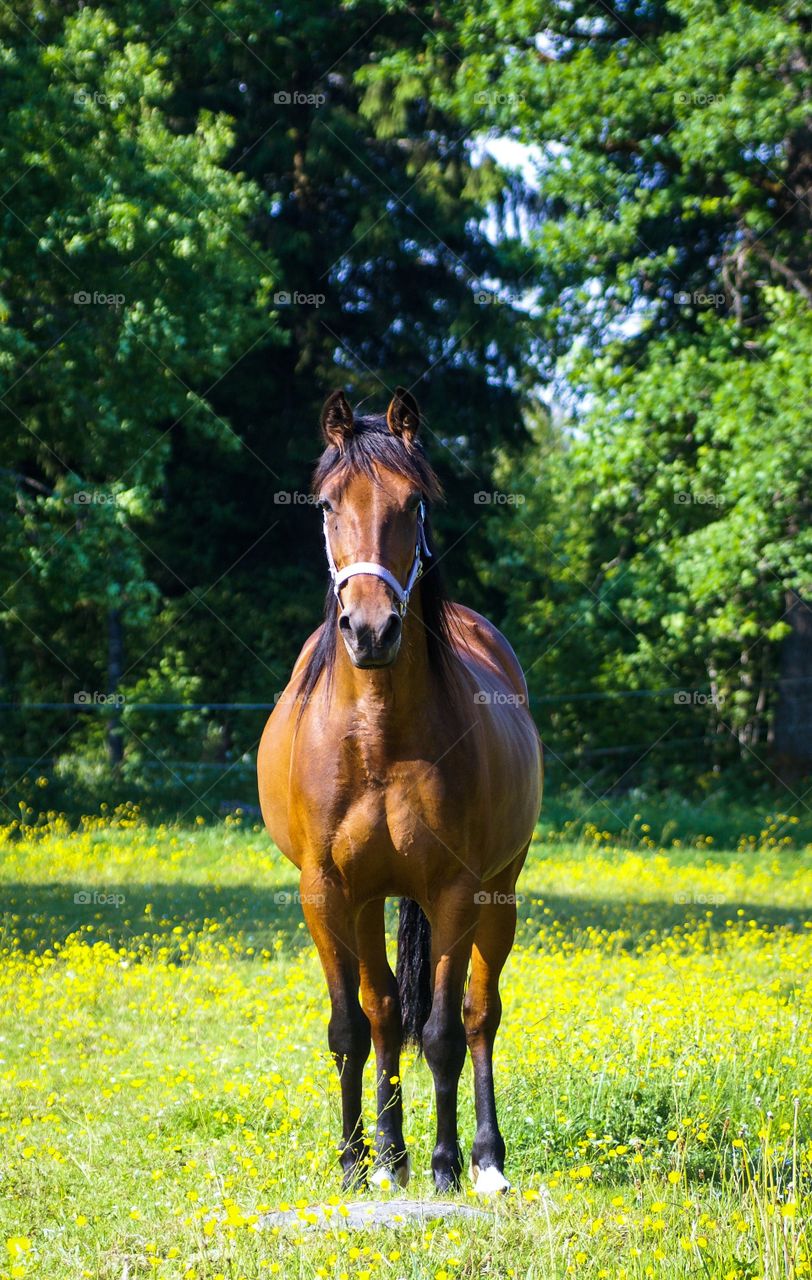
xmin=297 ymin=413 xmax=462 ymax=708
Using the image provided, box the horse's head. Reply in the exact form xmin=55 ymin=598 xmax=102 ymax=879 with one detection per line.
xmin=315 ymin=388 xmax=441 ymax=669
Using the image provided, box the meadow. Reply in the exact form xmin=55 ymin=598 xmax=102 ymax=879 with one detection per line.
xmin=0 ymin=804 xmax=810 ymax=1279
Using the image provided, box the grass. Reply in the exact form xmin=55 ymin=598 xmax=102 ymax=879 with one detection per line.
xmin=0 ymin=806 xmax=810 ymax=1279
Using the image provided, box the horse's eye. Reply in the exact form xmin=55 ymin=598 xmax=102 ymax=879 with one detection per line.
xmin=407 ymin=494 xmax=421 ymax=514
xmin=318 ymin=497 xmax=333 ymax=514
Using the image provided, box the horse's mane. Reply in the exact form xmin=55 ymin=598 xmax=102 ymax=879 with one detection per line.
xmin=298 ymin=414 xmax=462 ymax=708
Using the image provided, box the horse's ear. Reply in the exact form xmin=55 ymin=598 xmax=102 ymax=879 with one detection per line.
xmin=386 ymin=387 xmax=420 ymax=443
xmin=321 ymin=389 xmax=354 ymax=449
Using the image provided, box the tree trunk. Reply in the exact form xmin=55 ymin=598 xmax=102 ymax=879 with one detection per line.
xmin=773 ymin=589 xmax=812 ymax=780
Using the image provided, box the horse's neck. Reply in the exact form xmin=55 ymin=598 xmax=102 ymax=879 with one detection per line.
xmin=332 ymin=608 xmax=432 ymax=732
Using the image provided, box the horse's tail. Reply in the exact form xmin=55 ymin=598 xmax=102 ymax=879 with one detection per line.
xmin=396 ymin=898 xmax=432 ymax=1051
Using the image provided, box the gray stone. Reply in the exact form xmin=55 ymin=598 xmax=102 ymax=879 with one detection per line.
xmin=259 ymin=1198 xmax=491 ymax=1231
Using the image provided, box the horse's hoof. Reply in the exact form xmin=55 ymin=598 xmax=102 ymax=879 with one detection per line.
xmin=341 ymin=1161 xmax=369 ymax=1193
xmin=370 ymin=1155 xmax=411 ymax=1190
xmin=471 ymin=1163 xmax=511 ymax=1195
xmin=433 ymin=1167 xmax=461 ymax=1194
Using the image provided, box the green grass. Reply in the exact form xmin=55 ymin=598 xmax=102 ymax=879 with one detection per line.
xmin=0 ymin=813 xmax=810 ymax=1279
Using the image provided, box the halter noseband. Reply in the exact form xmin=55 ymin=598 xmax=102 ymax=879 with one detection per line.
xmin=323 ymin=501 xmax=432 ymax=617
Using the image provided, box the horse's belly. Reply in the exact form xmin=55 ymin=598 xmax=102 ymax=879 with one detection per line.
xmin=257 ymin=700 xmax=301 ymax=866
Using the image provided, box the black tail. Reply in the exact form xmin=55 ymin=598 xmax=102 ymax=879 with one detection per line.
xmin=396 ymin=898 xmax=432 ymax=1051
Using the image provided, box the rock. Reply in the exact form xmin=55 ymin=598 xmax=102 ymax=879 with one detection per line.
xmin=258 ymin=1198 xmax=490 ymax=1231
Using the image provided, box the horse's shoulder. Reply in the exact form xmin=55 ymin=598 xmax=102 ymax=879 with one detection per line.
xmin=289 ymin=625 xmax=324 ymax=683
xmin=448 ymin=604 xmax=529 ymax=700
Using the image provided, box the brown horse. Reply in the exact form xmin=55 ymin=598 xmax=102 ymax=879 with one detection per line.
xmin=258 ymin=388 xmax=542 ymax=1194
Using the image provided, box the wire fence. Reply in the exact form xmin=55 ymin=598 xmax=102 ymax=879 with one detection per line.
xmin=1 ymin=675 xmax=789 ymax=819
xmin=0 ymin=682 xmax=742 ymax=772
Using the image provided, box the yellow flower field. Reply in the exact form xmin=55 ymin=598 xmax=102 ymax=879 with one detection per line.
xmin=0 ymin=809 xmax=810 ymax=1279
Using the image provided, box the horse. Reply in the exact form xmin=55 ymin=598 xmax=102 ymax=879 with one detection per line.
xmin=257 ymin=387 xmax=542 ymax=1195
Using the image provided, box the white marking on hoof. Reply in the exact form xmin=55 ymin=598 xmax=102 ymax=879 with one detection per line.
xmin=370 ymin=1155 xmax=410 ymax=1189
xmin=472 ymin=1164 xmax=511 ymax=1195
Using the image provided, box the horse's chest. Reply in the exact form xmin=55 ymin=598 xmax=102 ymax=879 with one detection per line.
xmin=325 ymin=765 xmax=456 ymax=889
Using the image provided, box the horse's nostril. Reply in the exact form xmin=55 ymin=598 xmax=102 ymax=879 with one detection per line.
xmin=379 ymin=612 xmax=402 ymax=649
xmin=338 ymin=611 xmax=353 ymax=634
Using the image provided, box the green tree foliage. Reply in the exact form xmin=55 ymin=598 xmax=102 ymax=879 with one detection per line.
xmin=1 ymin=2 xmax=534 ymax=796
xmin=0 ymin=3 xmax=274 ymax=776
xmin=399 ymin=0 xmax=812 ymax=782
xmin=117 ymin=0 xmax=537 ymax=705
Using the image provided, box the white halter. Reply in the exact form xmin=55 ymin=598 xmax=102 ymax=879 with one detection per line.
xmin=323 ymin=501 xmax=432 ymax=617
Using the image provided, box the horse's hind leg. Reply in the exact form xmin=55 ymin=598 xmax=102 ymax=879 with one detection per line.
xmin=356 ymin=899 xmax=409 ymax=1188
xmin=463 ymin=854 xmax=526 ymax=1194
xmin=300 ymin=867 xmax=371 ymax=1189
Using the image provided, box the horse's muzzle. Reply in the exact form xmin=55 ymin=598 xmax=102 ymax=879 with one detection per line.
xmin=339 ymin=608 xmax=403 ymax=668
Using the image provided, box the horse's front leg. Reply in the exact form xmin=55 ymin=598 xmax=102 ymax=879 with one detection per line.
xmin=356 ymin=900 xmax=409 ymax=1188
xmin=422 ymin=883 xmax=480 ymax=1192
xmin=300 ymin=867 xmax=371 ymax=1189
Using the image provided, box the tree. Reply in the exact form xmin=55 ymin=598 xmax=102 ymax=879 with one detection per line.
xmin=0 ymin=4 xmax=275 ymax=778
xmin=396 ymin=0 xmax=812 ymax=781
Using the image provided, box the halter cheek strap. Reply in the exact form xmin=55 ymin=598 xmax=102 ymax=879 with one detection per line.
xmin=323 ymin=501 xmax=431 ymax=617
